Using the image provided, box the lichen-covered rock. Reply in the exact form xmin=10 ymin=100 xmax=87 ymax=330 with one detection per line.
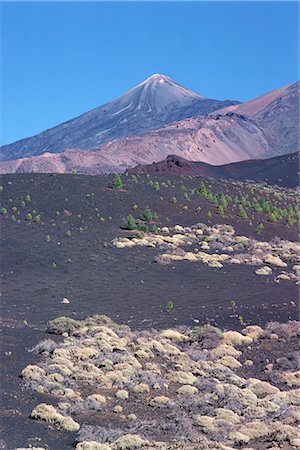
xmin=247 ymin=378 xmax=279 ymax=397
xmin=160 ymin=329 xmax=188 ymax=341
xmin=223 ymin=331 xmax=253 ymax=346
xmin=116 ymin=389 xmax=129 ymax=400
xmin=281 ymin=371 xmax=300 ymax=387
xmin=84 ymin=394 xmax=107 ymax=410
xmin=212 ymin=344 xmax=242 ymax=358
xmin=30 ymin=403 xmax=80 ymax=431
xmin=255 ymin=266 xmax=272 ymax=276
xmin=242 ymin=325 xmax=264 ymax=340
xmin=194 ymin=416 xmax=216 ymax=433
xmin=177 ymin=385 xmax=198 ymax=395
xmin=219 ymin=355 xmax=242 ymax=369
xmin=168 ymin=371 xmax=197 ymax=385
xmin=214 ymin=408 xmax=241 ymax=424
xmin=113 ymin=405 xmax=123 ymax=413
xmin=21 ymin=365 xmax=45 ymax=382
xmin=264 ymin=254 xmax=287 ymax=267
xmin=112 ymin=434 xmax=148 ymax=449
xmin=76 ymin=443 xmax=112 ymax=450
xmin=149 ymin=396 xmax=170 ymax=407
xmin=132 ymin=383 xmax=150 ymax=394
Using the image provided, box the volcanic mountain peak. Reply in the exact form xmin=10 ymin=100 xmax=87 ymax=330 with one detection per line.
xmin=1 ymin=74 xmax=235 ymax=161
xmin=111 ymin=73 xmax=204 ymax=114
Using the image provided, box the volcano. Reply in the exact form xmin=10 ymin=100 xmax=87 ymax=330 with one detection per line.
xmin=0 ymin=74 xmax=238 ymax=161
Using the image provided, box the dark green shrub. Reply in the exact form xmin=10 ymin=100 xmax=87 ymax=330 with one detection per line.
xmin=166 ymin=300 xmax=174 ymax=312
xmin=125 ymin=214 xmax=136 ymax=230
xmin=140 ymin=223 xmax=148 ymax=232
xmin=113 ymin=174 xmax=123 ymax=190
xmin=238 ymin=205 xmax=247 ymax=218
xmin=256 ymin=223 xmax=265 ymax=234
xmin=151 ymin=224 xmax=158 ymax=233
xmin=184 ymin=192 xmax=190 ymax=202
xmin=199 ymin=181 xmax=207 ymax=197
xmin=143 ymin=206 xmax=154 ymax=222
xmin=217 ymin=205 xmax=224 ymax=216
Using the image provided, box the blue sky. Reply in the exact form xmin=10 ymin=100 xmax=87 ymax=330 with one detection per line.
xmin=1 ymin=1 xmax=299 ymax=145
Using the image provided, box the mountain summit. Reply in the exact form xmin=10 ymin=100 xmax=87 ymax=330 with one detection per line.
xmin=0 ymin=74 xmax=238 ymax=161
xmin=114 ymin=74 xmax=204 ymax=113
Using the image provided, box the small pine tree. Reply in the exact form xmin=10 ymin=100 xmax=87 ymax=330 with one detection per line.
xmin=140 ymin=223 xmax=148 ymax=232
xmin=207 ymin=211 xmax=212 ymax=222
xmin=171 ymin=196 xmax=177 ymax=204
xmin=217 ymin=205 xmax=224 ymax=216
xmin=256 ymin=223 xmax=265 ymax=235
xmin=184 ymin=192 xmax=190 ymax=202
xmin=143 ymin=206 xmax=154 ymax=222
xmin=268 ymin=212 xmax=277 ymax=222
xmin=151 ymin=224 xmax=158 ymax=233
xmin=113 ymin=174 xmax=123 ymax=190
xmin=199 ymin=181 xmax=207 ymax=197
xmin=126 ymin=214 xmax=136 ymax=230
xmin=239 ymin=205 xmax=247 ymax=219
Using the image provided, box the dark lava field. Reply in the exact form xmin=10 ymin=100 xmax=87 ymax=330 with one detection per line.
xmin=0 ymin=172 xmax=299 ymax=449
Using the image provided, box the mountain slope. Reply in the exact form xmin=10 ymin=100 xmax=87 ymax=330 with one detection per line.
xmin=129 ymin=152 xmax=299 ymax=188
xmin=0 ymin=74 xmax=239 ymax=161
xmin=218 ymin=81 xmax=299 ymax=157
xmin=0 ymin=113 xmax=271 ymax=174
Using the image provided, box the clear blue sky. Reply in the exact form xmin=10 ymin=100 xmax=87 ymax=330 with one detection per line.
xmin=1 ymin=1 xmax=299 ymax=145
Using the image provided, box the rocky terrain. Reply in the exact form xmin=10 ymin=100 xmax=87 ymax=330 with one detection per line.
xmin=0 ymin=78 xmax=298 ymax=175
xmin=19 ymin=315 xmax=300 ymax=450
xmin=0 ymin=172 xmax=299 ymax=449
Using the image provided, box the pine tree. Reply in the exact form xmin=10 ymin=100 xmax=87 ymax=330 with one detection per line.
xmin=113 ymin=174 xmax=123 ymax=190
xmin=199 ymin=181 xmax=207 ymax=197
xmin=239 ymin=205 xmax=247 ymax=218
xmin=143 ymin=206 xmax=154 ymax=222
xmin=126 ymin=214 xmax=136 ymax=230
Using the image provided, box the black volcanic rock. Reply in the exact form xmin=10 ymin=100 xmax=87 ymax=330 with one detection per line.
xmin=0 ymin=74 xmax=239 ymax=161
